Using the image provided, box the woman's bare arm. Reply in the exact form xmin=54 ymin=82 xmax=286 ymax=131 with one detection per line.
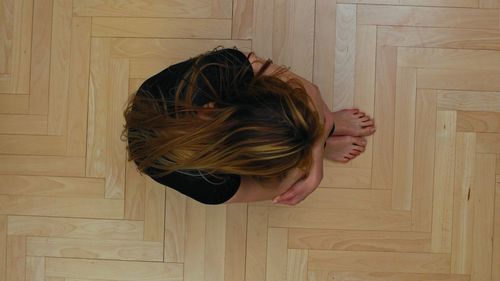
xmin=224 ymin=52 xmax=333 ymax=205
xmin=225 ymin=168 xmax=305 ymax=203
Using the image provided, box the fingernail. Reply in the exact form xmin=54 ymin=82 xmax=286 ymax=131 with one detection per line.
xmin=272 ymin=198 xmax=279 ymax=204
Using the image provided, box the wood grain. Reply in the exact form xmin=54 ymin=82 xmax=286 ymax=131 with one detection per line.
xmin=431 ymin=111 xmax=457 ymax=253
xmin=412 ymin=89 xmax=437 ymax=232
xmin=471 ymin=154 xmax=496 ymax=281
xmin=392 ymin=67 xmax=416 ymax=210
xmin=45 ymin=257 xmax=183 ymax=280
xmin=358 ymin=5 xmax=499 ymax=29
xmin=1 ymin=0 xmax=499 ymax=280
xmin=451 ymin=133 xmax=476 ymax=274
xmin=333 ymin=4 xmax=356 ymax=111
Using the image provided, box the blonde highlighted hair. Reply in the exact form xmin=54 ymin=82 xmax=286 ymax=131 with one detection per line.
xmin=121 ymin=50 xmax=323 ymax=183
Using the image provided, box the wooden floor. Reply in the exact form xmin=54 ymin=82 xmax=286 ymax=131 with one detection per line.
xmin=1 ymin=0 xmax=500 ymax=280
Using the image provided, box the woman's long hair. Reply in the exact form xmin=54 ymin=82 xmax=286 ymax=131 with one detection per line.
xmin=121 ymin=49 xmax=323 ymax=183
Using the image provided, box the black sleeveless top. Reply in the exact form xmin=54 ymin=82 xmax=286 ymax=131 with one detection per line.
xmin=131 ymin=48 xmax=254 ymax=205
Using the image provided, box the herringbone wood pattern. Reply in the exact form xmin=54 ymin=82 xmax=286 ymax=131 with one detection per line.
xmin=0 ymin=0 xmax=499 ymax=280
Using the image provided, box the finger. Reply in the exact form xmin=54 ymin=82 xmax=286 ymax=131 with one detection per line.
xmin=278 ymin=190 xmax=297 ymax=202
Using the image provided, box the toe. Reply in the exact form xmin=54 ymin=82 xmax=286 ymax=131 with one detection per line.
xmin=351 ymin=136 xmax=367 ymax=146
xmin=354 ymin=111 xmax=365 ymax=118
xmin=360 ymin=126 xmax=376 ymax=136
xmin=350 ymin=149 xmax=361 ymax=156
xmin=362 ymin=119 xmax=375 ymax=127
xmin=354 ymin=145 xmax=366 ymax=152
xmin=339 ymin=157 xmax=349 ymax=163
xmin=360 ymin=115 xmax=370 ymax=122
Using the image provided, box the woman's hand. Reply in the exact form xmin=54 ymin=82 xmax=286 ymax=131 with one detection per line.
xmin=271 ymin=90 xmax=334 ymax=206
xmin=271 ymin=140 xmax=324 ymax=205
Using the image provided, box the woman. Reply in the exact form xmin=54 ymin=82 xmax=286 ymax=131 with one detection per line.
xmin=122 ymin=47 xmax=375 ymax=206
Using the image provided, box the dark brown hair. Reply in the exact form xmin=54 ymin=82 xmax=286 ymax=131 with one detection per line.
xmin=121 ymin=49 xmax=323 ymax=184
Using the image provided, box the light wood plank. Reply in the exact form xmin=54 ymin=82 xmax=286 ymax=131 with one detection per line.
xmin=211 ymin=0 xmax=232 ymax=18
xmin=0 ymin=94 xmax=28 ymax=113
xmin=29 ymin=0 xmax=53 ymax=114
xmin=451 ymin=133 xmax=476 ymax=274
xmin=493 ymin=182 xmax=500 ymax=281
xmin=26 ymin=236 xmax=163 ymax=261
xmin=330 ymin=272 xmax=470 ymax=281
xmin=338 ymin=0 xmax=476 ymax=6
xmin=0 ymin=155 xmax=85 ymax=177
xmin=287 ymin=249 xmax=308 ymax=281
xmin=358 ymin=5 xmax=499 ymax=29
xmin=412 ymin=89 xmax=437 ymax=232
xmin=308 ymin=270 xmax=330 ymax=281
xmin=6 ymin=236 xmax=26 ymax=281
xmin=0 ymin=0 xmax=14 ymax=74
xmin=321 ymin=167 xmax=371 ymax=188
xmin=205 ymin=205 xmax=226 ymax=281
xmin=351 ymin=24 xmax=376 ymax=169
xmin=0 ymin=195 xmax=123 ymax=219
xmin=313 ymin=0 xmax=336 ymax=109
xmin=497 ymin=155 xmax=500 ymax=175
xmin=164 ymin=188 xmax=186 ymax=262
xmin=457 ymin=111 xmax=500 ymax=133
xmin=266 ymin=228 xmax=288 ymax=281
xmin=224 ymin=203 xmax=247 ymax=281
xmin=87 ymin=38 xmax=111 ymax=178
xmin=5 ymin=0 xmax=32 ymax=94
xmin=45 ymin=257 xmax=183 ymax=281
xmin=378 ymin=26 xmax=500 ymax=51
xmin=471 ymin=154 xmax=496 ymax=281
xmin=144 ymin=179 xmax=165 ymax=242
xmin=437 ymin=90 xmax=500 ymax=112
xmin=252 ymin=0 xmax=273 ymax=58
xmin=392 ymin=67 xmax=416 ymax=210
xmin=26 ymin=256 xmax=44 ymax=281
xmin=232 ymin=0 xmax=253 ymax=39
xmin=372 ymin=46 xmax=397 ymax=189
xmin=289 ymin=229 xmax=431 ymax=252
xmin=45 ymin=278 xmax=64 ymax=281
xmin=73 ymin=0 xmax=220 ymax=18
xmin=268 ymin=208 xmax=412 ymax=231
xmin=431 ymin=111 xmax=457 ymax=253
xmin=419 ymin=69 xmax=500 ymax=92
xmin=105 ymin=59 xmax=129 ymax=199
xmin=8 ymin=216 xmax=143 ymax=240
xmin=333 ymin=4 xmax=356 ymax=111
xmin=47 ymin=0 xmax=72 ymax=135
xmin=476 ymin=133 xmax=500 ymax=153
xmin=0 ymin=135 xmax=66 ymax=155
xmin=308 ymin=250 xmax=450 ymax=273
xmin=111 ymin=38 xmax=251 ymax=59
xmin=184 ymin=199 xmax=206 ymax=281
xmin=0 ymin=215 xmax=6 ymax=281
xmin=479 ymin=0 xmax=500 ymax=7
xmin=0 ymin=114 xmax=47 ymax=134
xmin=245 ymin=206 xmax=268 ymax=281
xmin=93 ymin=17 xmax=231 ymax=39
xmin=398 ymin=47 xmax=500 ymax=71
xmin=0 ymin=175 xmax=104 ymax=198
xmin=66 ymin=16 xmax=91 ymax=157
xmin=272 ymin=0 xmax=316 ymax=80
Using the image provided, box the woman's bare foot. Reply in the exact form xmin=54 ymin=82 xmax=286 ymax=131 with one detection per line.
xmin=324 ymin=136 xmax=367 ymax=162
xmin=330 ymin=109 xmax=375 ymax=137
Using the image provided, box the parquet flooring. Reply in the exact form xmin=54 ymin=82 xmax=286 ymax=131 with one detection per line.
xmin=0 ymin=0 xmax=499 ymax=280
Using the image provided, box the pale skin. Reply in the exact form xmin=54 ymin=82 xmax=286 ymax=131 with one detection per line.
xmin=224 ymin=52 xmax=375 ymax=205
